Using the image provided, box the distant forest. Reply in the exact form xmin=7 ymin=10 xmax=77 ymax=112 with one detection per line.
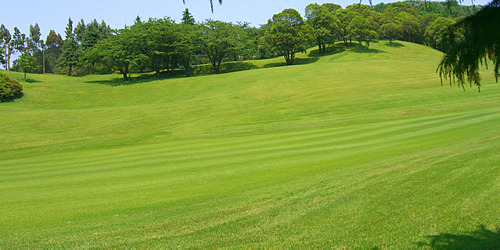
xmin=0 ymin=0 xmax=481 ymax=79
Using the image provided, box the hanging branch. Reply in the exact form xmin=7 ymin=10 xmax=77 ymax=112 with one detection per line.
xmin=437 ymin=0 xmax=500 ymax=92
xmin=183 ymin=0 xmax=223 ymax=13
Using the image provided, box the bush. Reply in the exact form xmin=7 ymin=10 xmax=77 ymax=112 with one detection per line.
xmin=0 ymin=72 xmax=23 ymax=102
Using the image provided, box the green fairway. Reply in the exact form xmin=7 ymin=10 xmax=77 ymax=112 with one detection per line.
xmin=1 ymin=41 xmax=499 ymax=247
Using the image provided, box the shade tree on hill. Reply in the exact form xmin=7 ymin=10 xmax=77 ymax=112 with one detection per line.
xmin=380 ymin=22 xmax=401 ymax=44
xmin=424 ymin=17 xmax=455 ymax=51
xmin=306 ymin=3 xmax=340 ymax=54
xmin=265 ymin=9 xmax=312 ymax=65
xmin=200 ymin=20 xmax=242 ymax=73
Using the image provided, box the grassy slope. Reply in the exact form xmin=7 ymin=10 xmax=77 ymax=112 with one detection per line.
xmin=1 ymin=41 xmax=499 ymax=247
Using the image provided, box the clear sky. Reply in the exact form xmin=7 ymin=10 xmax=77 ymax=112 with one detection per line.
xmin=0 ymin=0 xmax=489 ymax=41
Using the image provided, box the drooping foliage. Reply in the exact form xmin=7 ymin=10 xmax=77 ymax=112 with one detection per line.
xmin=183 ymin=0 xmax=222 ymax=12
xmin=438 ymin=0 xmax=500 ymax=92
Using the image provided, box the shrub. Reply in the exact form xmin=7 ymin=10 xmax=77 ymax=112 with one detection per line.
xmin=0 ymin=72 xmax=23 ymax=102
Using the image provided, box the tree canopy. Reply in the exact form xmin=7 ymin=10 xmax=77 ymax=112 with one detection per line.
xmin=266 ymin=9 xmax=312 ymax=65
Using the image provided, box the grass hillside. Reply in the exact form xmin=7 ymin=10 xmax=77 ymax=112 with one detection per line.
xmin=1 ymin=41 xmax=499 ymax=247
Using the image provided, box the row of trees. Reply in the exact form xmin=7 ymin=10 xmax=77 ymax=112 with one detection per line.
xmin=0 ymin=19 xmax=112 ymax=78
xmin=0 ymin=1 xmax=474 ymax=80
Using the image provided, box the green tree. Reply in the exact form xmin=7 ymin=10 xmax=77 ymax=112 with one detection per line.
xmin=0 ymin=25 xmax=9 ymax=66
xmin=398 ymin=12 xmax=421 ymax=43
xmin=182 ymin=8 xmax=196 ymax=25
xmin=58 ymin=38 xmax=79 ymax=75
xmin=0 ymin=47 xmax=5 ymax=66
xmin=306 ymin=4 xmax=339 ymax=53
xmin=98 ymin=20 xmax=112 ymax=40
xmin=29 ymin=23 xmax=41 ymax=52
xmin=133 ymin=18 xmax=177 ymax=79
xmin=424 ymin=17 xmax=455 ymax=51
xmin=175 ymin=23 xmax=201 ymax=76
xmin=84 ymin=28 xmax=140 ymax=80
xmin=365 ymin=30 xmax=378 ymax=49
xmin=381 ymin=22 xmax=401 ymax=44
xmin=200 ymin=20 xmax=239 ymax=73
xmin=58 ymin=18 xmax=80 ymax=75
xmin=18 ymin=52 xmax=38 ymax=80
xmin=12 ymin=27 xmax=26 ymax=54
xmin=323 ymin=3 xmax=342 ymax=12
xmin=75 ymin=19 xmax=86 ymax=43
xmin=0 ymin=25 xmax=12 ymax=70
xmin=336 ymin=9 xmax=357 ymax=45
xmin=348 ymin=15 xmax=373 ymax=49
xmin=81 ymin=20 xmax=101 ymax=50
xmin=266 ymin=9 xmax=312 ymax=65
xmin=45 ymin=30 xmax=64 ymax=74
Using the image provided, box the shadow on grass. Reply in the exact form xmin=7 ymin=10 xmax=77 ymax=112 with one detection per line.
xmin=385 ymin=41 xmax=405 ymax=47
xmin=351 ymin=46 xmax=384 ymax=54
xmin=85 ymin=61 xmax=259 ymax=86
xmin=417 ymin=225 xmax=500 ymax=248
xmin=263 ymin=57 xmax=320 ymax=68
xmin=85 ymin=77 xmax=156 ymax=86
xmin=0 ymin=92 xmax=24 ymax=103
xmin=193 ymin=61 xmax=258 ymax=75
xmin=23 ymin=78 xmax=41 ymax=83
xmin=308 ymin=45 xmax=346 ymax=58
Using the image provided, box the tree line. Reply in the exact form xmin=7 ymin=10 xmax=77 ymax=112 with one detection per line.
xmin=0 ymin=0 xmax=478 ymax=80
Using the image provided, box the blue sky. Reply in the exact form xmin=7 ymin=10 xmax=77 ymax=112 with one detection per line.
xmin=1 ymin=0 xmax=489 ymax=40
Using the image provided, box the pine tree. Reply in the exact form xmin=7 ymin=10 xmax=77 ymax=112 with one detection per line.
xmin=58 ymin=18 xmax=79 ymax=75
xmin=182 ymin=8 xmax=195 ymax=25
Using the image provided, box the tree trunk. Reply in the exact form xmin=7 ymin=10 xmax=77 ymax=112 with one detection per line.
xmin=216 ymin=60 xmax=222 ymax=74
xmin=68 ymin=65 xmax=72 ymax=76
xmin=42 ymin=49 xmax=45 ymax=74
xmin=212 ymin=62 xmax=218 ymax=74
xmin=53 ymin=55 xmax=57 ymax=74
xmin=156 ymin=69 xmax=160 ymax=79
xmin=184 ymin=62 xmax=190 ymax=77
xmin=285 ymin=51 xmax=295 ymax=65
